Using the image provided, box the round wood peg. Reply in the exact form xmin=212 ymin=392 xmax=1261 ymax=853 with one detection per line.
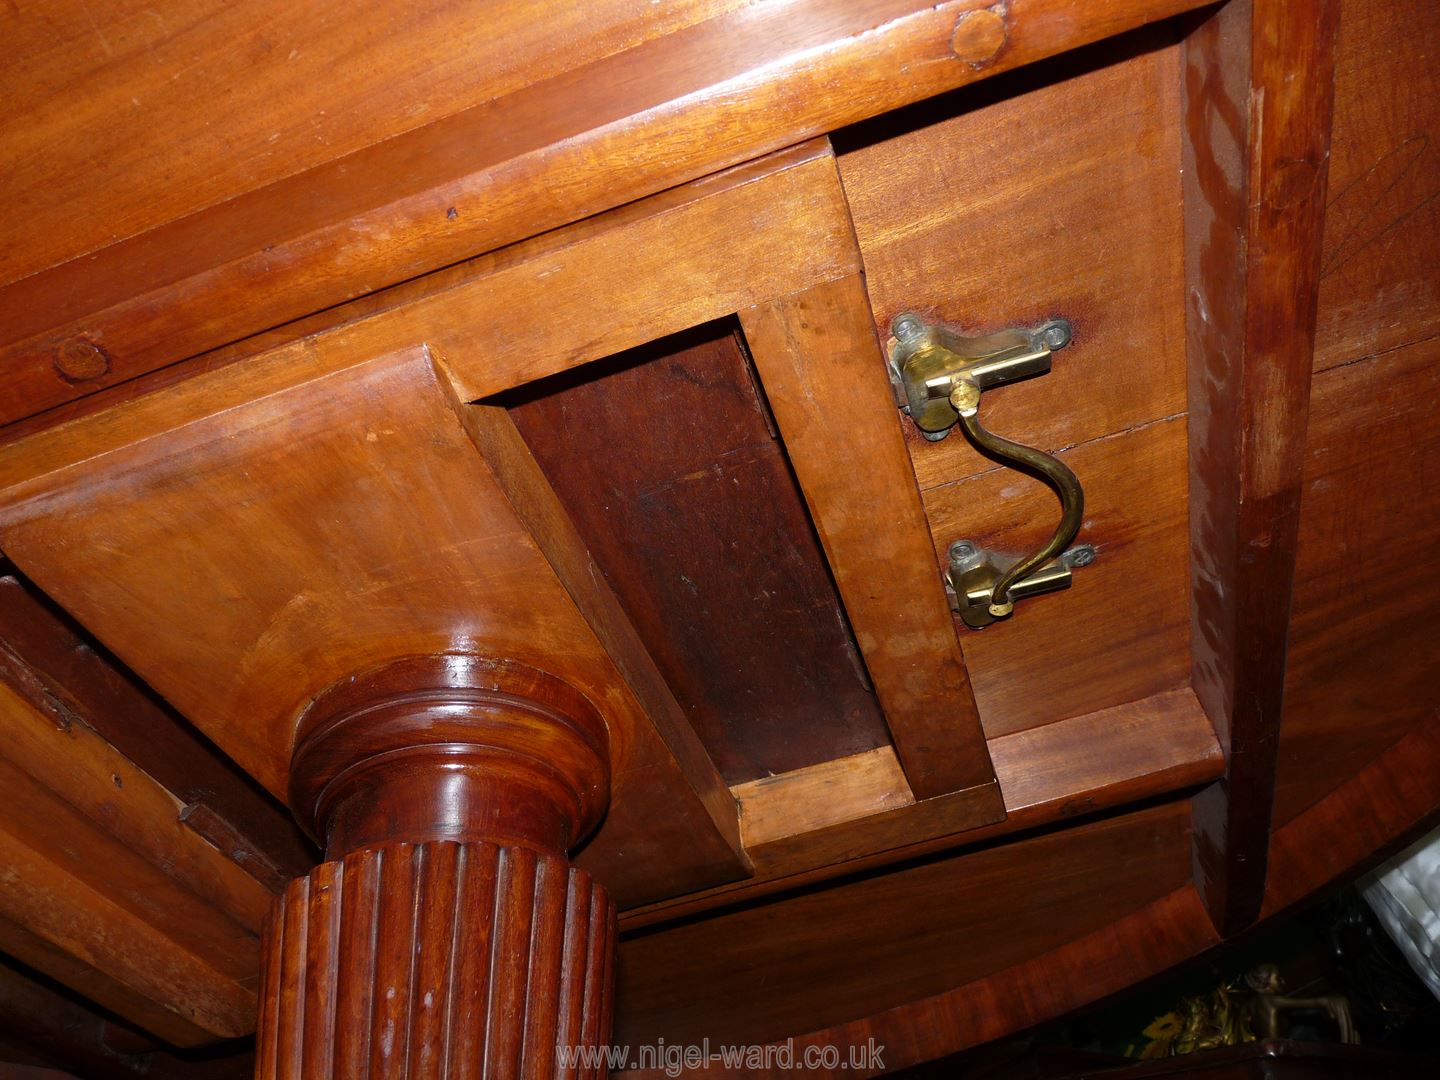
xmin=951 ymin=7 xmax=1009 ymax=67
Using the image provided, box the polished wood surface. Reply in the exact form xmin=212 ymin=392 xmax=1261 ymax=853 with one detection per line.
xmin=452 ymin=403 xmax=749 ymax=867
xmin=0 ymin=345 xmax=746 ymax=910
xmin=1182 ymin=0 xmax=1339 ymax=937
xmin=289 ymin=656 xmax=610 ymax=858
xmin=1272 ymin=0 xmax=1440 ymax=831
xmin=618 ymin=886 xmax=1219 ymax=1079
xmin=1274 ymin=333 xmax=1440 ymax=827
xmin=615 ymin=801 xmax=1195 ymax=1053
xmin=922 ymin=416 xmax=1190 ymax=737
xmin=627 ymin=687 xmax=1221 ymax=927
xmin=612 ymin=722 xmax=1440 ymax=1078
xmin=0 ymin=0 xmax=1215 ymax=425
xmin=0 ymin=0 xmax=1434 ymax=1070
xmin=834 ymin=26 xmax=1194 ymax=742
xmin=0 ymin=139 xmax=859 ymax=446
xmin=1312 ymin=0 xmax=1440 ymax=374
xmin=836 ymin=24 xmax=1187 ymax=493
xmin=0 ymin=0 xmax=745 ymax=287
xmin=257 ymin=650 xmax=619 ymax=1077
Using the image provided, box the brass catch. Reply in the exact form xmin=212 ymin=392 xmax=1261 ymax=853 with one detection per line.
xmin=888 ymin=312 xmax=1092 ymax=628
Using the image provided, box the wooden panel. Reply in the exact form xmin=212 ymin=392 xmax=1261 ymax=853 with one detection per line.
xmin=0 ymin=572 xmax=313 ymax=885
xmin=0 ymin=673 xmax=264 ymax=1043
xmin=615 ymin=801 xmax=1194 ymax=1052
xmin=921 ymin=415 xmax=1190 ymax=737
xmin=0 ymin=0 xmax=1215 ymax=425
xmin=1274 ymin=336 xmax=1440 ymax=825
xmin=836 ymin=26 xmax=1186 ymax=492
xmin=0 ymin=346 xmax=746 ymax=909
xmin=740 ymin=275 xmax=998 ymax=804
xmin=1264 ymin=722 xmax=1440 ymax=920
xmin=625 ymin=687 xmax=1219 ymax=927
xmin=1272 ymin=0 xmax=1440 ymax=826
xmin=1313 ymin=0 xmax=1440 ymax=373
xmin=0 ymin=141 xmax=857 ymax=442
xmin=508 ymin=326 xmax=891 ymax=784
xmin=1182 ymin=0 xmax=1339 ymax=937
xmin=0 ymin=0 xmax=747 ymax=287
xmin=989 ymin=687 xmax=1218 ymax=815
xmin=618 ymin=887 xmax=1216 ymax=1079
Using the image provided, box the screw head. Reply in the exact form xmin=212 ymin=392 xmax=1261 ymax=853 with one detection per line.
xmin=891 ymin=313 xmax=926 ymax=343
xmin=948 ymin=539 xmax=977 ymax=563
xmin=1065 ymin=544 xmax=1096 ymax=568
xmin=949 ymin=379 xmax=981 ymax=415
xmin=1041 ymin=320 xmax=1072 ymax=350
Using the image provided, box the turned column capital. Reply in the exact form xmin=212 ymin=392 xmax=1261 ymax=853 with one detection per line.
xmin=288 ymin=653 xmax=610 ymax=860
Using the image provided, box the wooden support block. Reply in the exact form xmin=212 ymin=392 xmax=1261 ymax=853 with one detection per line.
xmin=0 ymin=346 xmax=747 ymax=910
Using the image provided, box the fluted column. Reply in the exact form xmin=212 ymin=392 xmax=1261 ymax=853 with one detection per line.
xmin=254 ymin=655 xmax=616 ymax=1079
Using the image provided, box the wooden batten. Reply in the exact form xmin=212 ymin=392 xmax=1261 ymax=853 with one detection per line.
xmin=1181 ymin=0 xmax=1340 ymax=936
xmin=0 ymin=652 xmax=269 ymax=1044
xmin=741 ymin=275 xmax=1001 ymax=805
xmin=627 ymin=687 xmax=1223 ymax=928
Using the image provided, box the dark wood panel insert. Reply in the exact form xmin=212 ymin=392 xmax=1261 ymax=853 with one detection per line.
xmin=508 ymin=322 xmax=892 ymax=785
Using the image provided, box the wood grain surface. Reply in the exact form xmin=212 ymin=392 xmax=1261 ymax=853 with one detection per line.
xmin=624 ymin=687 xmax=1220 ymax=928
xmin=0 ymin=572 xmax=313 ymax=885
xmin=615 ymin=801 xmax=1194 ymax=1053
xmin=1313 ymin=0 xmax=1440 ymax=374
xmin=0 ymin=140 xmax=857 ymax=441
xmin=0 ymin=665 xmax=265 ymax=1043
xmin=615 ymin=718 xmax=1440 ymax=1077
xmin=0 ymin=347 xmax=747 ymax=909
xmin=0 ymin=0 xmax=1214 ymax=425
xmin=921 ymin=416 xmax=1191 ymax=738
xmin=1182 ymin=0 xmax=1340 ymax=937
xmin=1275 ymin=335 xmax=1440 ymax=826
xmin=1268 ymin=0 xmax=1440 ymax=828
xmin=836 ymin=24 xmax=1186 ymax=491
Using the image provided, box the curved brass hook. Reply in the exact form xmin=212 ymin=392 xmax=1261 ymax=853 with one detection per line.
xmin=950 ymin=380 xmax=1084 ymax=617
xmin=888 ymin=312 xmax=1090 ymax=626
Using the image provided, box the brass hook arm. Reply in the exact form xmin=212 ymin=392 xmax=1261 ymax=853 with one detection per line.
xmin=951 ymin=381 xmax=1084 ymax=617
